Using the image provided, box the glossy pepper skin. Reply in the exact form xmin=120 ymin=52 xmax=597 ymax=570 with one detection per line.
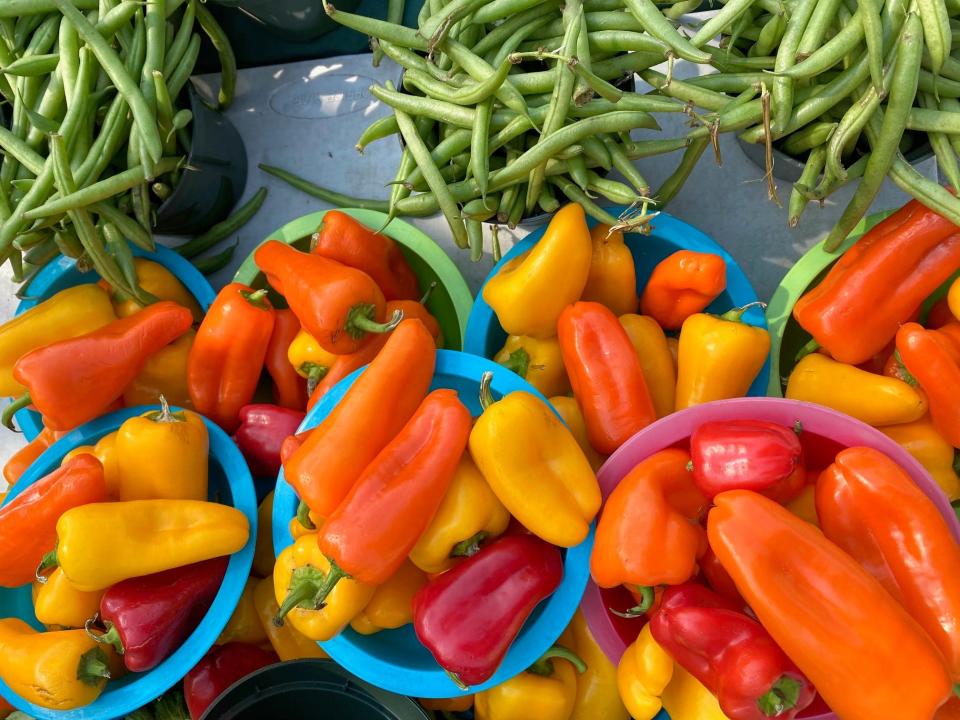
xmin=233 ymin=404 xmax=305 ymax=480
xmin=123 ymin=331 xmax=195 ymax=410
xmin=409 ymin=454 xmax=511 ymax=575
xmin=0 ymin=619 xmax=112 ymax=710
xmin=675 ymin=307 xmax=770 ymax=411
xmin=663 ymin=664 xmax=735 ymax=720
xmin=53 ymin=499 xmax=249 ymax=592
xmin=619 ymin=314 xmax=676 ymax=419
xmin=786 ymin=353 xmax=927 ymax=427
xmin=188 ymin=283 xmax=276 ymax=433
xmin=568 ymin=610 xmax=629 ymax=720
xmin=640 ymin=251 xmax=727 ymax=331
xmin=351 ymin=560 xmax=427 ymax=635
xmin=483 ymin=203 xmax=592 ymax=338
xmin=949 ymin=275 xmax=960 ymax=320
xmin=0 ymin=455 xmax=106 ymax=587
xmin=9 ymin=301 xmax=192 ymax=431
xmin=2 ymin=426 xmax=60 ymax=487
xmin=699 ymin=547 xmax=744 ymax=603
xmin=64 ymin=432 xmax=121 ymax=499
xmin=708 ymin=490 xmax=953 ymax=720
xmin=881 ymin=418 xmax=960 ymax=500
xmin=0 ymin=284 xmax=115 ymax=397
xmin=184 ymin=643 xmax=278 ymax=720
xmin=794 ymin=199 xmax=960 ymax=365
xmin=559 ymin=302 xmax=656 ymax=455
xmin=592 ymin=448 xmax=707 ymax=588
xmin=272 ymin=533 xmax=375 ymax=641
xmin=91 ymin=557 xmax=227 ymax=672
xmin=288 ymin=329 xmax=339 ymax=390
xmin=581 ymin=224 xmax=638 ymax=317
xmin=115 ymin=398 xmax=209 ymax=501
xmin=265 ymin=309 xmax=308 ymax=410
xmin=413 ymin=534 xmax=563 ymax=687
xmin=690 ymin=420 xmax=805 ymax=503
xmin=475 ymin=646 xmax=586 ymax=720
xmin=617 ymin=624 xmax=675 ymax=720
xmin=102 ymin=258 xmax=204 ymax=323
xmin=311 ymin=210 xmax=420 ymax=301
xmin=217 ymin=577 xmax=268 ymax=646
xmin=816 ymin=447 xmax=960 ymax=680
xmin=285 ymin=319 xmax=435 ymax=517
xmin=896 ymin=322 xmax=960 ymax=446
xmin=33 ymin=567 xmax=103 ymax=629
xmin=256 ymin=240 xmax=401 ymax=355
xmin=470 ymin=374 xmax=601 ymax=548
xmin=495 ymin=334 xmax=570 ymax=397
xmin=252 ymin=576 xmax=327 ymax=661
xmin=549 ymin=396 xmax=605 ymax=471
xmin=650 ymin=584 xmax=816 ymax=720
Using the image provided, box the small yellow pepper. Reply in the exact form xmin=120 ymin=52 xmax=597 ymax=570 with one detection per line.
xmin=881 ymin=417 xmax=960 ymax=500
xmin=549 ymin=396 xmax=605 ymax=471
xmin=483 ymin=204 xmax=592 ymax=338
xmin=581 ymin=224 xmax=638 ymax=317
xmin=617 ymin=625 xmax=674 ymax=720
xmin=420 ymin=696 xmax=475 ymax=713
xmin=948 ymin=275 xmax=960 ymax=321
xmin=494 ymin=335 xmax=570 ymax=397
xmin=115 ymin=397 xmax=209 ymax=501
xmin=410 ymin=454 xmax=511 ymax=574
xmin=273 ymin=533 xmax=375 ymax=641
xmin=675 ymin=307 xmax=770 ymax=411
xmin=666 ymin=337 xmax=679 ymax=374
xmin=63 ymin=432 xmax=122 ymax=499
xmin=619 ymin=314 xmax=676 ymax=418
xmin=784 ymin=484 xmax=819 ymax=527
xmin=218 ymin=577 xmax=268 ymax=645
xmin=122 ymin=331 xmax=195 ymax=410
xmin=33 ymin=568 xmax=104 ymax=629
xmin=785 ymin=353 xmax=927 ymax=427
xmin=289 ymin=516 xmax=317 ymax=540
xmin=107 ymin=259 xmax=204 ymax=323
xmin=350 ymin=560 xmax=427 ymax=635
xmin=0 ymin=618 xmax=112 ymax=710
xmin=54 ymin=500 xmax=250 ymax=591
xmin=661 ymin=664 xmax=730 ymax=720
xmin=253 ymin=492 xmax=275 ymax=579
xmin=475 ymin=645 xmax=586 ymax=720
xmin=568 ymin=610 xmax=629 ymax=720
xmin=287 ymin=329 xmax=339 ymax=388
xmin=253 ymin=576 xmax=328 ymax=661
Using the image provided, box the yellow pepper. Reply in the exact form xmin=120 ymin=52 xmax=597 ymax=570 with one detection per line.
xmin=785 ymin=353 xmax=927 ymax=427
xmin=881 ymin=417 xmax=960 ymax=500
xmin=273 ymin=533 xmax=375 ymax=641
xmin=675 ymin=307 xmax=770 ymax=411
xmin=494 ymin=335 xmax=570 ymax=397
xmin=122 ymin=331 xmax=195 ymax=410
xmin=483 ymin=203 xmax=592 ymax=338
xmin=948 ymin=275 xmax=960 ymax=321
xmin=107 ymin=259 xmax=204 ymax=323
xmin=33 ymin=568 xmax=104 ymax=629
xmin=666 ymin=337 xmax=679 ymax=374
xmin=289 ymin=516 xmax=318 ymax=540
xmin=217 ymin=577 xmax=268 ymax=645
xmin=581 ymin=224 xmax=639 ymax=317
xmin=53 ymin=499 xmax=250 ymax=591
xmin=420 ymin=696 xmax=475 ymax=713
xmin=63 ymin=431 xmax=122 ymax=499
xmin=469 ymin=379 xmax=601 ymax=548
xmin=252 ymin=576 xmax=328 ymax=661
xmin=784 ymin=484 xmax=819 ymax=527
xmin=350 ymin=560 xmax=427 ymax=635
xmin=0 ymin=618 xmax=113 ymax=710
xmin=287 ymin=329 xmax=339 ymax=388
xmin=0 ymin=284 xmax=115 ymax=397
xmin=409 ymin=454 xmax=511 ymax=574
xmin=568 ymin=610 xmax=629 ymax=720
xmin=253 ymin=492 xmax=275 ymax=579
xmin=619 ymin=314 xmax=676 ymax=419
xmin=661 ymin=665 xmax=730 ymax=720
xmin=549 ymin=395 xmax=605 ymax=471
xmin=617 ymin=625 xmax=674 ymax=720
xmin=475 ymin=645 xmax=585 ymax=720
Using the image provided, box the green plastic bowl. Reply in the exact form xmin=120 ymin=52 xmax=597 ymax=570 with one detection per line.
xmin=233 ymin=209 xmax=473 ymax=350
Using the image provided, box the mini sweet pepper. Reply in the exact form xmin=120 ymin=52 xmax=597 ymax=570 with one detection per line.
xmin=568 ymin=610 xmax=629 ymax=720
xmin=122 ymin=330 xmax=195 ymax=410
xmin=217 ymin=577 xmax=268 ymax=646
xmin=350 ymin=560 xmax=427 ymax=635
xmin=265 ymin=309 xmax=308 ymax=410
xmin=619 ymin=314 xmax=676 ymax=419
xmin=639 ymin=250 xmax=726 ymax=330
xmin=184 ymin=643 xmax=278 ymax=720
xmin=234 ymin=404 xmax=305 ymax=481
xmin=2 ymin=426 xmax=60 ymax=487
xmin=287 ymin=329 xmax=339 ymax=392
xmin=252 ymin=576 xmax=327 ymax=661
xmin=881 ymin=418 xmax=960 ymax=500
xmin=495 ymin=334 xmax=570 ymax=398
xmin=101 ymin=258 xmax=204 ymax=323
xmin=33 ymin=567 xmax=103 ymax=629
xmin=617 ymin=624 xmax=675 ymax=720
xmin=896 ymin=322 xmax=960 ymax=446
xmin=580 ymin=224 xmax=638 ymax=317
xmin=475 ymin=645 xmax=586 ymax=720
xmin=549 ymin=395 xmax=606 ymax=471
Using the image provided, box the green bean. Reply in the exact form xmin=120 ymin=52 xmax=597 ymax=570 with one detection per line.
xmin=603 ymin=135 xmax=649 ymax=193
xmin=704 ymin=45 xmax=777 ymax=70
xmin=549 ymin=175 xmax=621 ymax=223
xmin=355 ymin=115 xmax=400 ymax=153
xmin=176 ymin=186 xmax=267 ymax=258
xmin=370 ymin=83 xmax=475 ymax=128
xmin=923 ymin=53 xmax=960 ymax=83
xmin=905 ymin=107 xmax=960 ymax=133
xmin=13 ymin=14 xmax=44 ymax=51
xmin=324 ymin=2 xmax=429 ymax=49
xmin=125 ymin=8 xmax=145 ymax=75
xmin=531 ymin=11 xmax=643 ymax=38
xmin=162 ymin=0 xmax=194 ymax=77
xmin=797 ymin=0 xmax=842 ymax=57
xmin=3 ymin=53 xmax=59 ymax=77
xmin=258 ymin=163 xmax=395 ymax=213
xmin=492 ymin=17 xmax=559 ymax=68
xmin=403 ymin=59 xmax=513 ymax=106
xmin=655 ymin=136 xmax=708 ymax=207
xmin=781 ymin=121 xmax=837 ymax=155
xmin=382 ymin=149 xmax=415 ymax=229
xmin=520 ymin=29 xmax=667 ymax=55
xmin=664 ymin=0 xmax=701 ymax=19
xmin=497 ymin=151 xmax=520 ymax=222
xmin=918 ymin=70 xmax=960 ymax=98
xmin=192 ymin=239 xmax=238 ymax=275
xmin=750 ymin=13 xmax=787 ymax=57
xmin=569 ymin=94 xmax=682 ymax=117
xmin=581 ymin=135 xmax=614 ymax=170
xmin=886 ymin=138 xmax=960 ymax=226
xmin=691 ymin=0 xmax=757 ymax=47
xmin=139 ymin=0 xmax=165 ymax=111
xmin=473 ymin=5 xmax=556 ymax=59
xmin=462 ymin=196 xmax=499 ymax=221
xmin=466 ymin=218 xmax=483 ymax=261
xmin=77 ymin=93 xmax=132 ymax=186
xmin=917 ymin=0 xmax=951 ymax=81
xmin=471 ymin=98 xmax=493 ymax=198
xmin=937 ymin=96 xmax=960 ymax=155
xmin=685 ymin=73 xmax=765 ymax=94
xmin=194 ymin=2 xmax=234 ymax=110
xmin=772 ymin=0 xmax=817 ymax=134
xmin=52 ymin=226 xmax=83 ymax=259
xmin=509 ymin=52 xmax=664 ymax=95
xmin=622 ymin=0 xmax=712 ymax=63
xmin=623 ymin=136 xmax=692 ymax=158
xmin=784 ymin=13 xmax=864 ymax=78
xmin=789 ymin=145 xmax=825 ymax=226
xmin=102 ymin=220 xmax=140 ymax=290
xmin=640 ymin=69 xmax=731 ymax=111
xmin=403 ymin=129 xmax=472 ymax=188
xmin=572 ymin=9 xmax=594 ymax=105
xmin=586 ymin=170 xmax=641 ymax=204
xmin=0 ymin=126 xmax=45 ymax=176
xmin=473 ymin=0 xmax=551 ymax=24
xmin=420 ymin=0 xmax=487 ymax=47
xmin=920 ymin=94 xmax=960 ymax=193
xmin=13 ymin=231 xmax=50 ymax=251
xmin=568 ymin=154 xmax=590 ymax=189
xmin=91 ymin=200 xmax=154 ymax=251
xmin=826 ymin=72 xmax=889 ymax=181
xmin=441 ymin=39 xmax=531 ymax=121
xmin=23 ymin=235 xmax=58 ymax=267
xmin=166 ymin=32 xmax=199 ymax=99
xmin=538 ymin=184 xmax=560 ymax=213
xmin=858 ymin=0 xmax=883 ymax=92
xmin=1 ymin=0 xmax=97 ymax=16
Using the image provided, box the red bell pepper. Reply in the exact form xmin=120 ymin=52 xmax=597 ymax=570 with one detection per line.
xmin=896 ymin=322 xmax=960 ymax=446
xmin=650 ymin=583 xmax=817 ymax=720
xmin=183 ymin=642 xmax=278 ymax=719
xmin=689 ymin=420 xmax=806 ymax=503
xmin=233 ymin=404 xmax=305 ymax=479
xmin=412 ymin=534 xmax=563 ymax=688
xmin=88 ymin=557 xmax=228 ymax=672
xmin=265 ymin=309 xmax=308 ymax=411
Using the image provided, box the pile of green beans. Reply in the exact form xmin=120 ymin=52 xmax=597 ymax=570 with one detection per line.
xmin=0 ymin=0 xmax=238 ymax=296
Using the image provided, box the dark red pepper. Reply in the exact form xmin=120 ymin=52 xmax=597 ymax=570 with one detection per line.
xmin=265 ymin=309 xmax=308 ymax=411
xmin=699 ymin=546 xmax=744 ymax=604
xmin=412 ymin=534 xmax=563 ymax=688
xmin=183 ymin=642 xmax=278 ymax=719
xmin=650 ymin=583 xmax=817 ymax=720
xmin=233 ymin=404 xmax=306 ymax=479
xmin=90 ymin=557 xmax=228 ymax=672
xmin=689 ymin=420 xmax=805 ymax=503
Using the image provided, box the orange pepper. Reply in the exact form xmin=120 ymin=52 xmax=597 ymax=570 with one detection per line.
xmin=2 ymin=427 xmax=60 ymax=487
xmin=639 ymin=251 xmax=726 ymax=331
xmin=420 ymin=696 xmax=474 ymax=713
xmin=580 ymin=224 xmax=638 ymax=316
xmin=265 ymin=309 xmax=308 ymax=411
xmin=896 ymin=322 xmax=960 ymax=446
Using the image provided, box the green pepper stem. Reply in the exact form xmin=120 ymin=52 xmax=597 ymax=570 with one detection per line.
xmin=300 ymin=363 xmax=329 ymax=396
xmin=77 ymin=647 xmax=111 ymax=687
xmin=146 ymin=394 xmax=185 ymax=423
xmin=445 ymin=670 xmax=469 ymax=691
xmin=609 ymin=586 xmax=655 ymax=619
xmin=35 ymin=547 xmax=58 ymax=583
xmin=240 ymin=288 xmax=270 ymax=309
xmin=274 ymin=560 xmax=349 ymax=627
xmin=757 ymin=675 xmax=803 ymax=717
xmin=498 ymin=348 xmax=530 ymax=378
xmin=478 ymin=371 xmax=495 ymax=412
xmin=297 ymin=500 xmax=316 ymax=530
xmin=893 ymin=349 xmax=920 ymax=387
xmin=419 ymin=281 xmax=438 ymax=305
xmin=2 ymin=392 xmax=32 ymax=430
xmin=527 ymin=645 xmax=588 ymax=676
xmin=720 ymin=301 xmax=767 ymax=323
xmin=85 ymin=619 xmax=125 ymax=656
xmin=793 ymin=337 xmax=820 ymax=363
xmin=450 ymin=531 xmax=489 ymax=558
xmin=347 ymin=306 xmax=404 ymax=337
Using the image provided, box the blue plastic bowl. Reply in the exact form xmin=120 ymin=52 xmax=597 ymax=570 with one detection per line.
xmin=273 ymin=349 xmax=594 ymax=699
xmin=10 ymin=246 xmax=216 ymax=441
xmin=464 ymin=209 xmax=771 ymax=397
xmin=0 ymin=406 xmax=257 ymax=720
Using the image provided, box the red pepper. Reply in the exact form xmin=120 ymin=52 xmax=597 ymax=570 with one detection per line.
xmin=412 ymin=534 xmax=563 ymax=687
xmin=183 ymin=642 xmax=278 ymax=719
xmin=927 ymin=297 xmax=957 ymax=329
xmin=265 ymin=309 xmax=308 ymax=411
xmin=896 ymin=322 xmax=960 ymax=446
xmin=90 ymin=557 xmax=228 ymax=672
xmin=699 ymin=546 xmax=744 ymax=603
xmin=233 ymin=404 xmax=305 ymax=479
xmin=689 ymin=420 xmax=806 ymax=503
xmin=4 ymin=302 xmax=193 ymax=431
xmin=311 ymin=210 xmax=421 ymax=301
xmin=650 ymin=583 xmax=817 ymax=720
xmin=255 ymin=240 xmax=402 ymax=355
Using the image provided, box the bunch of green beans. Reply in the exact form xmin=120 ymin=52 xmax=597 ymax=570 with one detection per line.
xmin=0 ymin=0 xmax=238 ymax=297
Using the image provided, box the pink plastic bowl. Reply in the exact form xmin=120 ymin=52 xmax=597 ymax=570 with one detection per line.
xmin=581 ymin=396 xmax=960 ymax=720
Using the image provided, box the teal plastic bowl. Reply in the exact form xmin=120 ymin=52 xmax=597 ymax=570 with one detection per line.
xmin=272 ymin=350 xmax=593 ymax=699
xmin=0 ymin=406 xmax=257 ymax=720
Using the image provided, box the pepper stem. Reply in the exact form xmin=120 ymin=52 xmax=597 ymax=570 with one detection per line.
xmin=757 ymin=675 xmax=803 ymax=717
xmin=450 ymin=531 xmax=489 ymax=558
xmin=527 ymin=645 xmax=588 ymax=677
xmin=478 ymin=371 xmax=495 ymax=412
xmin=85 ymin=619 xmax=125 ymax=656
xmin=498 ymin=348 xmax=530 ymax=378
xmin=301 ymin=363 xmax=329 ymax=396
xmin=2 ymin=393 xmax=32 ymax=430
xmin=419 ymin=281 xmax=438 ymax=305
xmin=240 ymin=288 xmax=270 ymax=309
xmin=273 ymin=561 xmax=349 ymax=627
xmin=35 ymin=548 xmax=58 ymax=583
xmin=953 ymin=683 xmax=960 ymax=698
xmin=609 ymin=586 xmax=655 ymax=619
xmin=146 ymin=394 xmax=185 ymax=423
xmin=297 ymin=500 xmax=316 ymax=530
xmin=893 ymin=349 xmax=919 ymax=387
xmin=793 ymin=337 xmax=820 ymax=363
xmin=720 ymin=301 xmax=767 ymax=323
xmin=345 ymin=304 xmax=404 ymax=339
xmin=445 ymin=670 xmax=469 ymax=691
xmin=77 ymin=647 xmax=112 ymax=687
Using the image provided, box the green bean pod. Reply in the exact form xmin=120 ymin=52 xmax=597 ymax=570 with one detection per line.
xmin=192 ymin=240 xmax=238 ymax=275
xmin=622 ymin=0 xmax=712 ymax=63
xmin=195 ymin=2 xmax=235 ymax=110
xmin=788 ymin=145 xmax=825 ymax=227
xmin=176 ymin=186 xmax=268 ymax=259
xmin=258 ymin=164 xmax=394 ymax=213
